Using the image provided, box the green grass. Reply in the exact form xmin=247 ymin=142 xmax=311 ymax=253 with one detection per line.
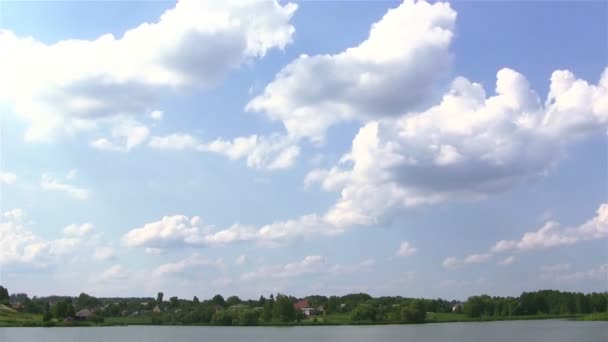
xmin=581 ymin=312 xmax=608 ymax=321
xmin=426 ymin=312 xmax=585 ymax=323
xmin=0 ymin=305 xmax=42 ymax=327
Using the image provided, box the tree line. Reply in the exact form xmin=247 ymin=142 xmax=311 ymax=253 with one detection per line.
xmin=1 ymin=285 xmax=606 ymax=325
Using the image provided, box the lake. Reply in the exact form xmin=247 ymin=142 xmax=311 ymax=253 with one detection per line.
xmin=1 ymin=320 xmax=606 ymax=342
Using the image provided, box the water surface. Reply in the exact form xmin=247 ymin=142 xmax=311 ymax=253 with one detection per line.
xmin=1 ymin=320 xmax=606 ymax=342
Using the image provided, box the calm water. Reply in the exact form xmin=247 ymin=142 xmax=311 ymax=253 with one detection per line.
xmin=1 ymin=320 xmax=606 ymax=342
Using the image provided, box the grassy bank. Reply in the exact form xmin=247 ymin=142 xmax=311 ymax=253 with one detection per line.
xmin=580 ymin=312 xmax=608 ymax=321
xmin=1 ymin=305 xmax=605 ymax=328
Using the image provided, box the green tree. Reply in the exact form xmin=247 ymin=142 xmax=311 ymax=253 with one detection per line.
xmin=272 ymin=295 xmax=295 ymax=322
xmin=169 ymin=296 xmax=179 ymax=309
xmin=226 ymin=296 xmax=241 ymax=307
xmin=52 ymin=300 xmax=69 ymax=319
xmin=156 ymin=292 xmax=164 ymax=306
xmin=351 ymin=304 xmax=377 ymax=321
xmin=400 ymin=300 xmax=426 ymax=323
xmin=0 ymin=286 xmax=9 ymax=305
xmin=212 ymin=294 xmax=226 ymax=307
xmin=193 ymin=296 xmax=200 ymax=305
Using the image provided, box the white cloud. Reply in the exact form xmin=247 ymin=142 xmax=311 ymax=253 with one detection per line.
xmin=441 ymin=257 xmax=460 ymax=269
xmin=149 ymin=133 xmax=300 ymax=170
xmin=145 ymin=247 xmax=165 ymax=255
xmin=152 ymin=253 xmax=223 ymax=277
xmin=0 ymin=209 xmax=96 ymax=267
xmin=0 ymin=171 xmax=17 ymax=184
xmin=63 ymin=223 xmax=95 ymax=237
xmin=96 ymin=264 xmax=129 ymax=282
xmin=0 ymin=0 xmax=297 ymax=141
xmin=464 ymin=253 xmax=493 ymax=264
xmin=122 ymin=215 xmax=207 ymax=248
xmin=149 ymin=110 xmax=163 ymax=121
xmin=395 ymin=241 xmax=417 ymax=257
xmin=554 ymin=264 xmax=608 ymax=282
xmin=93 ymin=246 xmax=116 ymax=261
xmin=445 ymin=203 xmax=608 ymax=268
xmin=235 ymin=254 xmax=247 ymax=265
xmin=490 ymin=203 xmax=608 ymax=253
xmin=499 ymin=255 xmax=516 ymax=265
xmin=90 ymin=118 xmax=150 ymax=152
xmin=307 ymin=68 xmax=608 ymax=227
xmin=247 ymin=0 xmax=456 ymax=143
xmin=40 ymin=173 xmax=89 ymax=199
xmin=66 ymin=169 xmax=78 ymax=180
xmin=541 ymin=263 xmax=572 ymax=273
xmin=241 ymin=255 xmax=373 ymax=280
xmin=123 ymin=213 xmax=345 ymax=249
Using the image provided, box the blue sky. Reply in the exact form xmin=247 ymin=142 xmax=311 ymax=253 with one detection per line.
xmin=0 ymin=0 xmax=606 ymax=301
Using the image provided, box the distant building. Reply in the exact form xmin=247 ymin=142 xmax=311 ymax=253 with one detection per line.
xmin=75 ymin=309 xmax=93 ymax=321
xmin=293 ymin=299 xmax=311 ymax=311
xmin=153 ymin=305 xmax=161 ymax=313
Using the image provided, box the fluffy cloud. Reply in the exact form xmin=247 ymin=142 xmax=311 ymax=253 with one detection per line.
xmin=247 ymin=0 xmax=456 ymax=143
xmin=0 ymin=171 xmax=17 ymax=184
xmin=40 ymin=173 xmax=89 ymax=200
xmin=490 ymin=203 xmax=608 ymax=253
xmin=444 ymin=203 xmax=608 ymax=268
xmin=149 ymin=133 xmax=300 ymax=170
xmin=122 ymin=213 xmax=345 ymax=249
xmin=307 ymin=68 xmax=608 ymax=227
xmin=0 ymin=209 xmax=96 ymax=267
xmin=93 ymin=246 xmax=116 ymax=261
xmin=90 ymin=118 xmax=150 ymax=152
xmin=96 ymin=264 xmax=129 ymax=282
xmin=0 ymin=0 xmax=297 ymax=141
xmin=149 ymin=110 xmax=163 ymax=121
xmin=395 ymin=241 xmax=417 ymax=257
xmin=234 ymin=255 xmax=247 ymax=265
xmin=241 ymin=255 xmax=374 ymax=280
xmin=122 ymin=215 xmax=206 ymax=248
xmin=541 ymin=263 xmax=608 ymax=282
xmin=152 ymin=254 xmax=223 ymax=277
xmin=63 ymin=223 xmax=95 ymax=237
xmin=499 ymin=256 xmax=516 ymax=265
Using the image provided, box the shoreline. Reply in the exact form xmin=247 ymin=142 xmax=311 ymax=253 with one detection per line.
xmin=2 ymin=313 xmax=605 ymax=328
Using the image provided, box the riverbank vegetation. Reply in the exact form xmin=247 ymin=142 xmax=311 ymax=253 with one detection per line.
xmin=0 ymin=286 xmax=606 ymax=327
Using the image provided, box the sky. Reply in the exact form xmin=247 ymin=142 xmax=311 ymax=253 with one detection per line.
xmin=0 ymin=0 xmax=606 ymax=301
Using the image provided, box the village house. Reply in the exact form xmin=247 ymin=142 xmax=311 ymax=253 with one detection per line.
xmin=293 ymin=299 xmax=317 ymax=317
xmin=75 ymin=308 xmax=93 ymax=321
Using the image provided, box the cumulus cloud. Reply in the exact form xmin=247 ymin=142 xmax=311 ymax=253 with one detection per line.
xmin=63 ymin=223 xmax=95 ymax=237
xmin=490 ymin=203 xmax=608 ymax=253
xmin=96 ymin=264 xmax=129 ymax=282
xmin=444 ymin=203 xmax=608 ymax=268
xmin=93 ymin=246 xmax=116 ymax=261
xmin=149 ymin=133 xmax=300 ymax=170
xmin=0 ymin=171 xmax=17 ymax=184
xmin=307 ymin=68 xmax=608 ymax=227
xmin=0 ymin=0 xmax=297 ymax=141
xmin=90 ymin=118 xmax=150 ymax=152
xmin=395 ymin=241 xmax=417 ymax=257
xmin=241 ymin=255 xmax=374 ymax=280
xmin=235 ymin=255 xmax=247 ymax=265
xmin=247 ymin=0 xmax=456 ymax=143
xmin=153 ymin=254 xmax=223 ymax=277
xmin=499 ymin=255 xmax=516 ymax=265
xmin=122 ymin=215 xmax=207 ymax=248
xmin=40 ymin=173 xmax=89 ymax=199
xmin=122 ymin=213 xmax=345 ymax=249
xmin=149 ymin=110 xmax=163 ymax=121
xmin=0 ymin=209 xmax=96 ymax=267
xmin=540 ymin=263 xmax=608 ymax=282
